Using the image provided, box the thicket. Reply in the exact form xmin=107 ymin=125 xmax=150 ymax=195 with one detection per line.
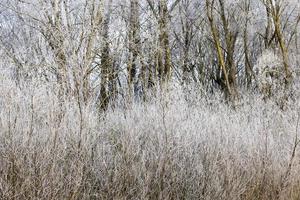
xmin=0 ymin=0 xmax=300 ymax=199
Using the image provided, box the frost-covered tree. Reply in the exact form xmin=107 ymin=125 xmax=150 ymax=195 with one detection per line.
xmin=0 ymin=0 xmax=299 ymax=105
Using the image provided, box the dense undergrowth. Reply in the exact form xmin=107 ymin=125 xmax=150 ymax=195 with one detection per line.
xmin=1 ymin=80 xmax=300 ymax=200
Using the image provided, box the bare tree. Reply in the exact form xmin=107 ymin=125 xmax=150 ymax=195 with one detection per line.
xmin=205 ymin=0 xmax=239 ymax=99
xmin=146 ymin=0 xmax=180 ymax=85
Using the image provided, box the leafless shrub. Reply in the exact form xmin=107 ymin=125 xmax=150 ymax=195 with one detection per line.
xmin=1 ymin=79 xmax=300 ymax=200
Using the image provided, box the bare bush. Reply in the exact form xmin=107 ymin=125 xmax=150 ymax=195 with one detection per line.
xmin=1 ymin=0 xmax=300 ymax=199
xmin=1 ymin=79 xmax=300 ymax=200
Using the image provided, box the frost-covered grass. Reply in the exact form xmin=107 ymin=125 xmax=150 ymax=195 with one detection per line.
xmin=1 ymin=81 xmax=300 ymax=200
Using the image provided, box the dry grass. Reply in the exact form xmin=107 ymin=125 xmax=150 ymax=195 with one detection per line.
xmin=1 ymin=81 xmax=300 ymax=200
